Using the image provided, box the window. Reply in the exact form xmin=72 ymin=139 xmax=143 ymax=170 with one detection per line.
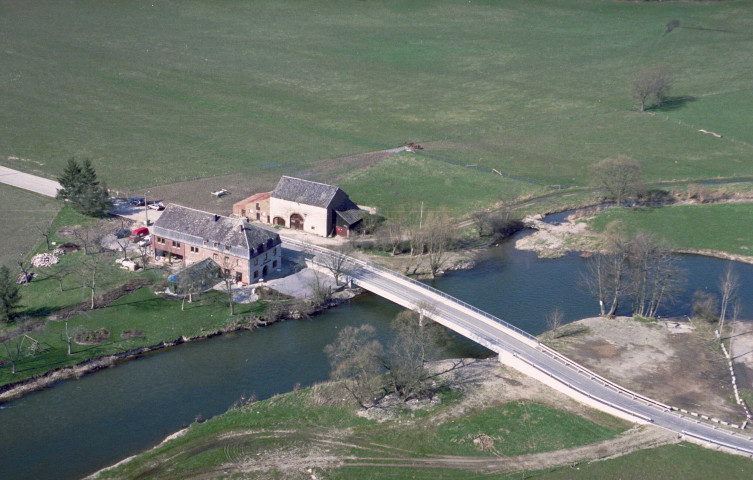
xmin=190 ymin=246 xmax=199 ymax=253
xmin=172 ymin=240 xmax=180 ymax=247
xmin=213 ymin=242 xmax=219 ymax=248
xmin=225 ymin=245 xmax=230 ymax=251
xmin=235 ymin=272 xmax=242 ymax=282
xmin=241 ymin=209 xmax=246 ymax=216
xmin=213 ymin=254 xmax=219 ymax=261
xmin=203 ymin=240 xmax=208 ymax=246
xmin=272 ymin=260 xmax=277 ymax=268
xmin=224 ymin=256 xmax=229 ymax=264
xmin=256 ymin=203 xmax=260 ymax=210
xmin=236 ymin=259 xmax=241 ymax=266
xmin=253 ymin=270 xmax=259 ymax=278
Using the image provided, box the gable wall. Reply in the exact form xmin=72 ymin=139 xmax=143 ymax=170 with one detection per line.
xmin=269 ymin=198 xmax=331 ymax=236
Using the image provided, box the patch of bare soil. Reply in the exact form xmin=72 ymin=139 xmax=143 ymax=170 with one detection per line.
xmin=298 ymin=147 xmax=406 ymax=184
xmin=549 ymin=317 xmax=745 ymax=422
xmin=516 ymin=214 xmax=600 ymax=258
xmin=126 ymin=172 xmax=281 ymax=215
xmin=730 ymin=321 xmax=753 ymax=391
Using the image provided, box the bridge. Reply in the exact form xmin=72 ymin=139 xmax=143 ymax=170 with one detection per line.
xmin=281 ymin=236 xmax=753 ymax=458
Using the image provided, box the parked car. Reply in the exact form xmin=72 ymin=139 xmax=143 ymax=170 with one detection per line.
xmin=129 ymin=227 xmax=149 ymax=242
xmin=128 ymin=197 xmax=145 ymax=206
xmin=114 ymin=228 xmax=131 ymax=239
xmin=147 ymin=202 xmax=165 ymax=211
xmin=138 ymin=235 xmax=152 ymax=247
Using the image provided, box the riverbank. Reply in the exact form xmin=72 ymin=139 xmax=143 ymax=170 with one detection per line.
xmin=517 ymin=199 xmax=753 ymax=263
xmin=0 ymin=282 xmax=363 ymax=404
xmin=87 ymin=353 xmax=753 ymax=480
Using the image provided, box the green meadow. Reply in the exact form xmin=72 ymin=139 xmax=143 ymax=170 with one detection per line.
xmin=589 ymin=202 xmax=753 ymax=256
xmin=1 ymin=0 xmax=752 ymax=215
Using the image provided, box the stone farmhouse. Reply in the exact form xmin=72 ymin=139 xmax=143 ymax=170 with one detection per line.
xmin=152 ymin=204 xmax=281 ymax=284
xmin=234 ymin=176 xmax=363 ymax=237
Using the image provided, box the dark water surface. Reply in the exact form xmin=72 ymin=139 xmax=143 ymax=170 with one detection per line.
xmin=3 ymin=244 xmax=753 ymax=479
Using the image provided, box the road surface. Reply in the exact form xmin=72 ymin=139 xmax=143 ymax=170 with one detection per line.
xmin=0 ymin=165 xmax=60 ymax=197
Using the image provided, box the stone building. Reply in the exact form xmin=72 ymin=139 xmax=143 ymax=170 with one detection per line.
xmin=152 ymin=204 xmax=281 ymax=284
xmin=268 ymin=176 xmax=363 ymax=237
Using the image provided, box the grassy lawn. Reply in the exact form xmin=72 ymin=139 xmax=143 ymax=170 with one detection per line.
xmin=94 ymin=387 xmax=628 ymax=479
xmin=1 ymin=0 xmax=752 ymax=214
xmin=0 ymin=184 xmax=60 ymax=268
xmin=588 ymin=203 xmax=753 ymax=256
xmin=0 ymin=286 xmax=262 ymax=387
xmin=532 ymin=442 xmax=753 ymax=480
xmin=340 ymin=152 xmax=546 ymax=216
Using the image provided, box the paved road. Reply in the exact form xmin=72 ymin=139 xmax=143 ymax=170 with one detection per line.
xmin=0 ymin=165 xmax=60 ymax=197
xmin=282 ymin=237 xmax=753 ymax=457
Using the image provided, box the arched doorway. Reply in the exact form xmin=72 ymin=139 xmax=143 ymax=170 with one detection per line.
xmin=273 ymin=217 xmax=286 ymax=227
xmin=290 ymin=213 xmax=304 ymax=230
xmin=262 ymin=265 xmax=268 ymax=277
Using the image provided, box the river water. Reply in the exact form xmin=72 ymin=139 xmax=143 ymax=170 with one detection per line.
xmin=3 ymin=241 xmax=753 ymax=479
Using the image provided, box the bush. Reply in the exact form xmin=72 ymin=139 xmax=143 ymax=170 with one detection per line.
xmin=692 ymin=290 xmax=718 ymax=323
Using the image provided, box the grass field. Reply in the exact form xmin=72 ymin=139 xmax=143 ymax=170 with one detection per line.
xmin=589 ymin=203 xmax=753 ymax=256
xmin=0 ymin=184 xmax=59 ymax=268
xmin=0 ymin=286 xmax=260 ymax=387
xmin=2 ymin=0 xmax=752 ymax=215
xmin=91 ymin=383 xmax=753 ymax=480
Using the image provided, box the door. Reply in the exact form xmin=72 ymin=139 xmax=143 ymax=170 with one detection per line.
xmin=290 ymin=213 xmax=304 ymax=230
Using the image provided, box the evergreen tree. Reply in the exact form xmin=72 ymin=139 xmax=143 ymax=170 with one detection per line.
xmin=56 ymin=158 xmax=111 ymax=216
xmin=56 ymin=158 xmax=83 ymax=202
xmin=0 ymin=265 xmax=22 ymax=323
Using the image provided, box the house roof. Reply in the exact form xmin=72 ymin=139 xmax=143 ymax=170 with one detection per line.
xmin=335 ymin=198 xmax=364 ymax=226
xmin=233 ymin=192 xmax=271 ymax=209
xmin=271 ymin=176 xmax=342 ymax=209
xmin=153 ymin=204 xmax=279 ymax=258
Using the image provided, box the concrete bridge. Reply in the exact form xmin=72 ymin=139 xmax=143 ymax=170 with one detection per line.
xmin=282 ymin=236 xmax=753 ymax=458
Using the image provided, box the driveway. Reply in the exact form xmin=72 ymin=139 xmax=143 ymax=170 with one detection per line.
xmin=0 ymin=165 xmax=61 ymax=197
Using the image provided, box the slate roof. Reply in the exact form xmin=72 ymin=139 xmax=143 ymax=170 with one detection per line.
xmin=335 ymin=198 xmax=364 ymax=226
xmin=271 ymin=176 xmax=342 ymax=209
xmin=153 ymin=204 xmax=280 ymax=258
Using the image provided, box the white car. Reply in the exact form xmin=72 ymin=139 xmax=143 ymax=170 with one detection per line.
xmin=148 ymin=202 xmax=165 ymax=210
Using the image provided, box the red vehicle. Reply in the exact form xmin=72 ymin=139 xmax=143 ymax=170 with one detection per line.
xmin=129 ymin=227 xmax=149 ymax=242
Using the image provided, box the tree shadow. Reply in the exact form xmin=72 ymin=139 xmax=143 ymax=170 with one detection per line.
xmin=652 ymin=95 xmax=697 ymax=112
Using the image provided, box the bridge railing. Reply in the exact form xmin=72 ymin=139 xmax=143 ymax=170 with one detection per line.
xmin=280 ymin=236 xmax=538 ymax=343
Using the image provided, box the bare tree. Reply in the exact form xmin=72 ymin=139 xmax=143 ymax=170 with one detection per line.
xmin=137 ymin=243 xmax=151 ymax=271
xmin=631 ymin=65 xmax=673 ymax=112
xmin=35 ymin=224 xmax=52 ymax=251
xmin=692 ymin=290 xmax=718 ymax=323
xmin=471 ymin=210 xmax=492 ymax=238
xmin=718 ymin=263 xmax=739 ymax=337
xmin=114 ymin=236 xmax=131 ymax=261
xmin=583 ymin=231 xmax=630 ymax=316
xmin=591 ymin=155 xmax=645 ymax=207
xmin=222 ymin=272 xmax=235 ymax=316
xmin=71 ymin=220 xmax=113 ymax=256
xmin=16 ymin=257 xmax=33 ymax=284
xmin=324 ymin=324 xmax=385 ymax=408
xmin=384 ymin=309 xmax=450 ymax=400
xmin=546 ymin=307 xmax=564 ymax=339
xmin=424 ymin=213 xmax=455 ymax=278
xmin=319 ymin=245 xmax=352 ymax=286
xmin=79 ymin=253 xmax=112 ymax=310
xmin=627 ymin=233 xmax=684 ymax=319
xmin=307 ymin=270 xmax=332 ymax=306
xmin=1 ymin=318 xmax=44 ymax=374
xmin=44 ymin=264 xmax=72 ymax=293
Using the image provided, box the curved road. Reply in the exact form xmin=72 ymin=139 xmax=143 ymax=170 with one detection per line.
xmin=285 ymin=238 xmax=753 ymax=458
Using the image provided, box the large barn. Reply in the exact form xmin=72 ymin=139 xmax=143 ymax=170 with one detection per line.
xmin=252 ymin=176 xmax=364 ymax=237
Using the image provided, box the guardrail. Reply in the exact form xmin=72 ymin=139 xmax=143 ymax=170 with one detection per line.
xmin=280 ymin=236 xmax=538 ymax=344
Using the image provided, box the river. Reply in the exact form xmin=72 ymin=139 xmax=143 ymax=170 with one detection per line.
xmin=2 ymin=241 xmax=753 ymax=479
